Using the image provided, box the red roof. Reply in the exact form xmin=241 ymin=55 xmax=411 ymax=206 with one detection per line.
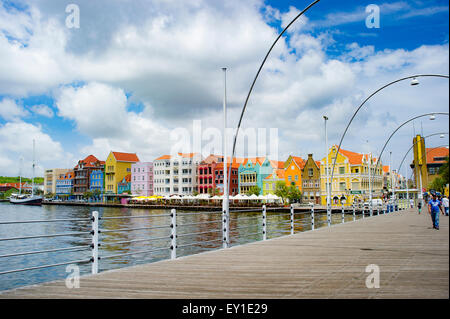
xmin=336 ymin=147 xmax=364 ymax=165
xmin=426 ymin=147 xmax=449 ymax=164
xmin=112 ymin=152 xmax=140 ymax=162
xmin=74 ymin=155 xmax=103 ymax=169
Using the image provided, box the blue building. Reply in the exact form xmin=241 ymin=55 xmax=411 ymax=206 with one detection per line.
xmin=118 ymin=174 xmax=131 ymax=194
xmin=55 ymin=171 xmax=74 ymax=198
xmin=90 ymin=169 xmax=104 ymax=192
xmin=238 ymin=158 xmax=282 ymax=195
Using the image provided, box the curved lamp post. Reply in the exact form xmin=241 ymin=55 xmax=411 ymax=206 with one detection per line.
xmin=222 ymin=0 xmax=321 ymax=248
xmin=407 ymin=144 xmax=449 ymax=182
xmin=396 ymin=132 xmax=448 ymax=174
xmin=329 ymin=74 xmax=449 ymax=213
xmin=371 ymin=112 xmax=449 ymax=211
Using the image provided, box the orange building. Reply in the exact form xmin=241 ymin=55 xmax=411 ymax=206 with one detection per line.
xmin=283 ymin=156 xmax=305 ymax=191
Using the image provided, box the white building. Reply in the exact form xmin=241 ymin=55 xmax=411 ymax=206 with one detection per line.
xmin=153 ymin=153 xmax=203 ymax=195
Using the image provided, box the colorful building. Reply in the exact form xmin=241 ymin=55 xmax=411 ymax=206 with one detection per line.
xmin=118 ymin=174 xmax=131 ymax=194
xmin=44 ymin=168 xmax=70 ymax=195
xmin=55 ymin=171 xmax=74 ymax=196
xmin=73 ymin=155 xmax=104 ymax=198
xmin=284 ymin=156 xmax=305 ymax=191
xmin=263 ymin=169 xmax=285 ymax=195
xmin=197 ymin=155 xmax=243 ymax=195
xmin=90 ymin=170 xmax=104 ymax=192
xmin=105 ymin=151 xmax=140 ymax=194
xmin=320 ymin=145 xmax=383 ymax=206
xmin=238 ymin=157 xmax=283 ymax=195
xmin=301 ymin=154 xmax=321 ymax=204
xmin=153 ymin=153 xmax=202 ymax=195
xmin=131 ymin=162 xmax=154 ymax=196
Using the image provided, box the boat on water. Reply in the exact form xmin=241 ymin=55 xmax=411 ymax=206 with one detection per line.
xmin=9 ymin=140 xmax=42 ymax=206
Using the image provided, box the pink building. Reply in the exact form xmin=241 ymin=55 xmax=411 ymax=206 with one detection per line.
xmin=131 ymin=162 xmax=154 ymax=196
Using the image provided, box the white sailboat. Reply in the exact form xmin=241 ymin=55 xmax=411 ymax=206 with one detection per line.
xmin=10 ymin=140 xmax=43 ymax=206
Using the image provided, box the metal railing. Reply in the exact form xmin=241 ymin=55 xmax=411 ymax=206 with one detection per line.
xmin=0 ymin=202 xmax=407 ymax=281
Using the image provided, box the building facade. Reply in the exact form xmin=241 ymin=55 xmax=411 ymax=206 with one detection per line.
xmin=320 ymin=145 xmax=383 ymax=206
xmin=301 ymin=154 xmax=321 ymax=204
xmin=105 ymin=151 xmax=140 ymax=194
xmin=131 ymin=162 xmax=154 ymax=196
xmin=55 ymin=171 xmax=74 ymax=196
xmin=44 ymin=168 xmax=70 ymax=195
xmin=90 ymin=170 xmax=104 ymax=193
xmin=197 ymin=155 xmax=241 ymax=195
xmin=73 ymin=155 xmax=104 ymax=198
xmin=118 ymin=174 xmax=131 ymax=194
xmin=153 ymin=153 xmax=202 ymax=195
xmin=284 ymin=156 xmax=305 ymax=191
xmin=238 ymin=158 xmax=282 ymax=195
xmin=263 ymin=169 xmax=285 ymax=195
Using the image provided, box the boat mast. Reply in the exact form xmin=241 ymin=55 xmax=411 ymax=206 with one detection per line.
xmin=32 ymin=139 xmax=35 ymax=197
xmin=19 ymin=157 xmax=23 ymax=195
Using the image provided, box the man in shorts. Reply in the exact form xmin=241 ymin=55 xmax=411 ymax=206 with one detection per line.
xmin=428 ymin=191 xmax=445 ymax=230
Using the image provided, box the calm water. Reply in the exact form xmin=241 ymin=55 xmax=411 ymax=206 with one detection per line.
xmin=0 ymin=203 xmax=352 ymax=291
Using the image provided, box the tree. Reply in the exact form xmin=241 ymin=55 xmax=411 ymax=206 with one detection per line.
xmin=193 ymin=190 xmax=199 ymax=196
xmin=208 ymin=187 xmax=220 ymax=196
xmin=438 ymin=156 xmax=449 ymax=182
xmin=246 ymin=185 xmax=261 ymax=196
xmin=429 ymin=177 xmax=446 ymax=193
xmin=287 ymin=185 xmax=302 ymax=203
xmin=274 ymin=181 xmax=288 ymax=201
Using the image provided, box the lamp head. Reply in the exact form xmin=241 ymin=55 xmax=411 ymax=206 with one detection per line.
xmin=410 ymin=78 xmax=419 ymax=86
xmin=323 ymin=115 xmax=328 ymax=121
xmin=430 ymin=114 xmax=436 ymax=120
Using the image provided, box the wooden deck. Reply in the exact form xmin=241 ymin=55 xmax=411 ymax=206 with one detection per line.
xmin=1 ymin=208 xmax=448 ymax=299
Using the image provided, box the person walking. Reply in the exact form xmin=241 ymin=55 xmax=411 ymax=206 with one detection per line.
xmin=418 ymin=200 xmax=422 ymax=214
xmin=428 ymin=191 xmax=445 ymax=230
xmin=442 ymin=195 xmax=449 ymax=216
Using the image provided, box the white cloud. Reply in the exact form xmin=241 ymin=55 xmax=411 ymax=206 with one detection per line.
xmin=0 ymin=98 xmax=29 ymax=121
xmin=31 ymin=104 xmax=54 ymax=117
xmin=0 ymin=121 xmax=73 ymax=176
xmin=0 ymin=0 xmax=447 ymax=176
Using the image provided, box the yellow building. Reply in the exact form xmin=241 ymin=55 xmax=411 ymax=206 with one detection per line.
xmin=320 ymin=145 xmax=383 ymax=207
xmin=283 ymin=156 xmax=305 ymax=192
xmin=263 ymin=169 xmax=285 ymax=195
xmin=105 ymin=151 xmax=140 ymax=194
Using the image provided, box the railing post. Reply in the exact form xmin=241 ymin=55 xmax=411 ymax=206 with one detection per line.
xmin=327 ymin=204 xmax=331 ymax=227
xmin=222 ymin=209 xmax=229 ymax=249
xmin=170 ymin=209 xmax=177 ymax=259
xmin=311 ymin=204 xmax=315 ymax=231
xmin=341 ymin=204 xmax=345 ymax=224
xmin=370 ymin=203 xmax=373 ymax=217
xmin=91 ymin=211 xmax=99 ymax=275
xmin=290 ymin=204 xmax=294 ymax=235
xmin=377 ymin=206 xmax=380 ymax=216
xmin=362 ymin=206 xmax=365 ymax=219
xmin=383 ymin=204 xmax=386 ymax=214
xmin=352 ymin=204 xmax=356 ymax=222
xmin=262 ymin=205 xmax=267 ymax=241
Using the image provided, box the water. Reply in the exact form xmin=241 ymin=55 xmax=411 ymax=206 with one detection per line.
xmin=0 ymin=203 xmax=354 ymax=291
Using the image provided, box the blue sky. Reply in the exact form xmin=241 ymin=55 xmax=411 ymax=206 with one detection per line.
xmin=0 ymin=0 xmax=448 ymax=177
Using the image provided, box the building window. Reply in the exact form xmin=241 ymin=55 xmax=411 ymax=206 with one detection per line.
xmin=308 ymin=168 xmax=313 ymax=177
xmin=339 ymin=167 xmax=345 ymax=174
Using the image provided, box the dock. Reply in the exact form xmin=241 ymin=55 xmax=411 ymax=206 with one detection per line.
xmin=1 ymin=208 xmax=448 ymax=299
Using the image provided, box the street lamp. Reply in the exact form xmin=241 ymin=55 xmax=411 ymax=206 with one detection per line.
xmin=323 ymin=115 xmax=331 ymax=226
xmin=225 ymin=0 xmax=321 ymax=226
xmin=330 ymin=74 xmax=449 ymax=195
xmin=371 ymin=112 xmax=449 ymax=208
xmin=430 ymin=114 xmax=436 ymax=120
xmin=411 ymin=78 xmax=419 ymax=86
xmin=221 ymin=67 xmax=229 ymax=249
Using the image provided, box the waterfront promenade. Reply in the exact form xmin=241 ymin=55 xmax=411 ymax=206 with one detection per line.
xmin=1 ymin=208 xmax=448 ymax=299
